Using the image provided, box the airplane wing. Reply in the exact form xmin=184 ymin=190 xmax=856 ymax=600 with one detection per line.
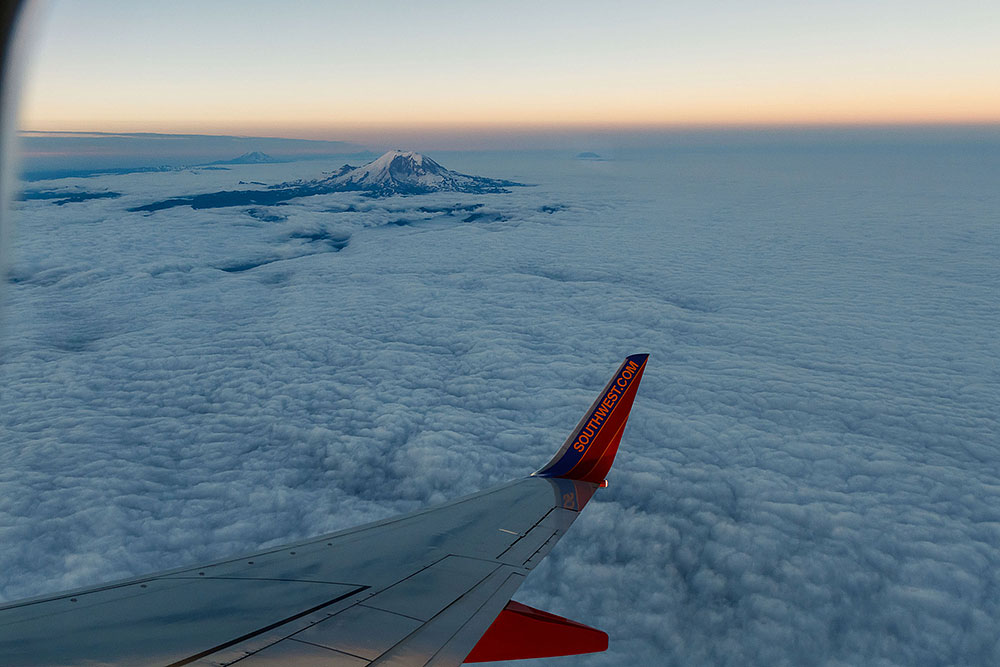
xmin=0 ymin=354 xmax=648 ymax=666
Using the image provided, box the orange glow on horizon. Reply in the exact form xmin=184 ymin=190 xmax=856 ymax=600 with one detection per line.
xmin=21 ymin=81 xmax=1000 ymax=140
xmin=20 ymin=112 xmax=1000 ymax=145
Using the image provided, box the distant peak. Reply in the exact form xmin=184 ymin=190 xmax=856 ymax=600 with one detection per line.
xmin=208 ymin=151 xmax=278 ymax=165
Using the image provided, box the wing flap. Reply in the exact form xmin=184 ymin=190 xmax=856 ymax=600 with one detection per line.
xmin=227 ymin=638 xmax=369 ymax=665
xmin=415 ymin=572 xmax=526 ymax=667
xmin=363 ymin=556 xmax=500 ymax=622
xmin=289 ymin=605 xmax=422 ymax=661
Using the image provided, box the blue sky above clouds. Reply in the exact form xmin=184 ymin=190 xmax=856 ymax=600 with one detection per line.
xmin=2 ymin=135 xmax=1000 ymax=665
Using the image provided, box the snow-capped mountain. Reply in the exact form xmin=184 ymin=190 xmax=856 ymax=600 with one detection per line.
xmin=314 ymin=150 xmax=522 ymax=196
xmin=132 ymin=151 xmax=526 ymax=212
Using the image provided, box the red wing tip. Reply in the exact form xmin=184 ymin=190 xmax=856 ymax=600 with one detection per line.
xmin=465 ymin=600 xmax=608 ymax=662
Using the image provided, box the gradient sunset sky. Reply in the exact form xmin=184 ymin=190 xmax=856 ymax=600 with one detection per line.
xmin=17 ymin=0 xmax=1000 ymax=144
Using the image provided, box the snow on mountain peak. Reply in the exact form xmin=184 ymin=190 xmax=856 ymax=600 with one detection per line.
xmin=345 ymin=151 xmax=443 ymax=184
xmin=317 ymin=150 xmax=518 ymax=196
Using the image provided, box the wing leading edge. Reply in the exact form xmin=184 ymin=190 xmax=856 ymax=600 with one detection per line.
xmin=0 ymin=355 xmax=648 ymax=666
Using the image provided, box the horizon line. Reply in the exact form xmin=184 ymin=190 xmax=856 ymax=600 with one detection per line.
xmin=19 ymin=120 xmax=1000 ymax=140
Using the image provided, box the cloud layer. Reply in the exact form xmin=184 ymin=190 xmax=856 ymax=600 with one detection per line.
xmin=2 ymin=144 xmax=1000 ymax=665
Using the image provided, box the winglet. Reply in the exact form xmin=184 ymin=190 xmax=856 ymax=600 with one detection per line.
xmin=534 ymin=354 xmax=648 ymax=483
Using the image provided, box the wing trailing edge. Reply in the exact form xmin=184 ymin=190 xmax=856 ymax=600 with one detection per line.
xmin=534 ymin=354 xmax=648 ymax=483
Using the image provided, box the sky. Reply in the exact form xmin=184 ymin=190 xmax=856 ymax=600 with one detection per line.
xmin=15 ymin=0 xmax=1000 ymax=145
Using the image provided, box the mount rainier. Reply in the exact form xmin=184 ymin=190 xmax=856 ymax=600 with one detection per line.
xmin=132 ymin=151 xmax=525 ymax=212
xmin=283 ymin=150 xmax=523 ymax=196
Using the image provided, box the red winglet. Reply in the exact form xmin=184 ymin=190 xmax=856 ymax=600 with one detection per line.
xmin=534 ymin=354 xmax=648 ymax=483
xmin=464 ymin=600 xmax=608 ymax=663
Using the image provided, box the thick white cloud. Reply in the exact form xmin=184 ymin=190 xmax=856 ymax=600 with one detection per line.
xmin=2 ymin=145 xmax=999 ymax=665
